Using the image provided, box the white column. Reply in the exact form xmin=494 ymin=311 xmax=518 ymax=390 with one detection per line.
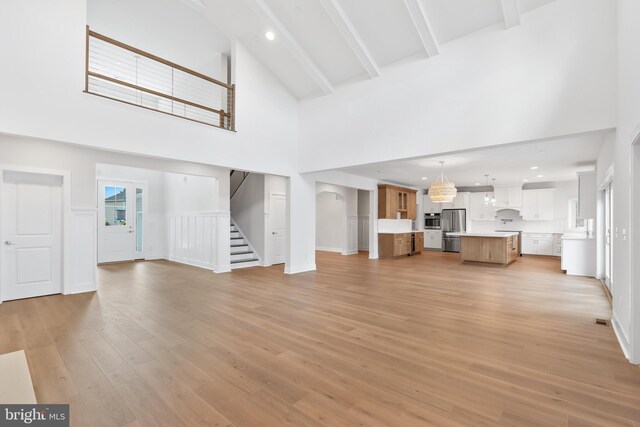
xmin=285 ymin=173 xmax=316 ymax=274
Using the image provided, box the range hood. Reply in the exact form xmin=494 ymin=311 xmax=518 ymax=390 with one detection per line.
xmin=494 ymin=206 xmax=522 ymax=213
xmin=494 ymin=208 xmax=522 ymax=219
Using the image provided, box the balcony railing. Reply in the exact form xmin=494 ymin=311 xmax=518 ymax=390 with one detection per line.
xmin=85 ymin=26 xmax=235 ymax=130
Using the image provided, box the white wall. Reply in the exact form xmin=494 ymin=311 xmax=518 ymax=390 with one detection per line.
xmin=614 ymin=0 xmax=640 ymax=364
xmin=357 ymin=190 xmax=370 ymax=216
xmin=164 ymin=173 xmax=219 ymax=213
xmin=597 ymin=132 xmax=615 ymax=188
xmin=316 ymin=190 xmax=345 ymax=253
xmin=0 ymin=0 xmax=299 ymax=177
xmin=315 ymin=182 xmax=357 ymax=255
xmin=298 ymin=0 xmax=616 ymax=172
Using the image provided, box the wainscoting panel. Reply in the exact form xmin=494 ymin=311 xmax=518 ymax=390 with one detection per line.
xmin=167 ymin=213 xmax=217 ymax=270
xmin=358 ymin=215 xmax=370 ymax=250
xmin=344 ymin=216 xmax=359 ymax=255
xmin=70 ymin=208 xmax=97 ymax=294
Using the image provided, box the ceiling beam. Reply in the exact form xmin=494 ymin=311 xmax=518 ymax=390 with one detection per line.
xmin=403 ymin=0 xmax=439 ymax=57
xmin=318 ymin=0 xmax=380 ymax=78
xmin=501 ymin=0 xmax=521 ymax=29
xmin=244 ymin=0 xmax=334 ymax=95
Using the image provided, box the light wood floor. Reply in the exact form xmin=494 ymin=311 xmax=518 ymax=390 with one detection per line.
xmin=0 ymin=252 xmax=639 ymax=426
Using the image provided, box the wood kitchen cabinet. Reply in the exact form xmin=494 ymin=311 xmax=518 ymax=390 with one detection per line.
xmin=379 ymin=232 xmax=422 ymax=258
xmin=378 ymin=185 xmax=417 ymax=220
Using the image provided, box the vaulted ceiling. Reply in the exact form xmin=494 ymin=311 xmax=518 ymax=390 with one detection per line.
xmin=196 ymin=0 xmax=555 ymax=98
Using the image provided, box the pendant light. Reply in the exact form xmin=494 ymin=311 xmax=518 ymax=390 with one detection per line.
xmin=483 ymin=174 xmax=490 ymax=205
xmin=491 ymin=178 xmax=496 ymax=206
xmin=428 ymin=161 xmax=457 ymax=203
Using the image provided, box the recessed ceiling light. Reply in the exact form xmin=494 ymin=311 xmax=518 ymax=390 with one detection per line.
xmin=537 ymin=174 xmax=544 ymax=178
xmin=475 ymin=182 xmax=480 ymax=186
xmin=265 ymin=31 xmax=275 ymax=41
xmin=523 ymin=179 xmax=529 ymax=182
xmin=421 ymin=177 xmax=428 ymax=180
xmin=530 ymin=166 xmax=539 ymax=170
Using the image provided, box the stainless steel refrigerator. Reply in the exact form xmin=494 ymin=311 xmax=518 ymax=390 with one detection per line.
xmin=442 ymin=209 xmax=466 ymax=252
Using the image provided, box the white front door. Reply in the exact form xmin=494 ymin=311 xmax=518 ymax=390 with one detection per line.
xmin=270 ymin=193 xmax=287 ymax=265
xmin=1 ymin=171 xmax=63 ymax=301
xmin=98 ymin=180 xmax=138 ymax=263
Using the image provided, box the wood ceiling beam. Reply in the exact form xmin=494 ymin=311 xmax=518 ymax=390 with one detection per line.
xmin=501 ymin=0 xmax=521 ymax=29
xmin=403 ymin=0 xmax=439 ymax=57
xmin=244 ymin=0 xmax=334 ymax=95
xmin=318 ymin=0 xmax=380 ymax=78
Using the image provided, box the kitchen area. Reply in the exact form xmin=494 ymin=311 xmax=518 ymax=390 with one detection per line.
xmin=378 ymin=170 xmax=597 ymax=275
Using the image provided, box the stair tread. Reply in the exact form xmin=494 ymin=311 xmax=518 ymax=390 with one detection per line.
xmin=231 ymin=258 xmax=259 ymax=264
xmin=231 ymin=237 xmax=243 ymax=240
xmin=231 ymin=251 xmax=254 ymax=255
xmin=230 ymin=244 xmax=248 ymax=247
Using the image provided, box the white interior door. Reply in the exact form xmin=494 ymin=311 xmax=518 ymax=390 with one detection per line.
xmin=270 ymin=193 xmax=287 ymax=265
xmin=1 ymin=171 xmax=63 ymax=301
xmin=98 ymin=180 xmax=135 ymax=263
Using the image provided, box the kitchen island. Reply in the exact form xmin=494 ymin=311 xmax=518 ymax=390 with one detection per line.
xmin=447 ymin=232 xmax=519 ymax=266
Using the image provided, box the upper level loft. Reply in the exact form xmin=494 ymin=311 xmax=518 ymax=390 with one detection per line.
xmin=85 ymin=26 xmax=235 ymax=131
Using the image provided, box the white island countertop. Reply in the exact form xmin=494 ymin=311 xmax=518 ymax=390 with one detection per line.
xmin=446 ymin=232 xmax=519 ymax=238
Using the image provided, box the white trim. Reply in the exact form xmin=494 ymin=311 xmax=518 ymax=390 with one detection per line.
xmin=0 ymin=164 xmax=72 ymax=303
xmin=316 ymin=247 xmax=342 ymax=253
xmin=612 ymin=314 xmax=631 ymax=361
xmin=70 ymin=207 xmax=98 ymax=295
xmin=285 ymin=263 xmax=316 ymax=274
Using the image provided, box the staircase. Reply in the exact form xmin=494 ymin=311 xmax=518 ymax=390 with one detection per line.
xmin=230 ymin=221 xmax=260 ymax=269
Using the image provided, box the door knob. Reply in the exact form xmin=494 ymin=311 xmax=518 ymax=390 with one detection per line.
xmin=272 ymin=232 xmax=277 ymax=235
xmin=4 ymin=241 xmax=13 ymax=245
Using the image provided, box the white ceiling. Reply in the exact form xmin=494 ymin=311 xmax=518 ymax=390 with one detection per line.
xmin=336 ymin=131 xmax=609 ymax=188
xmin=194 ymin=0 xmax=555 ymax=98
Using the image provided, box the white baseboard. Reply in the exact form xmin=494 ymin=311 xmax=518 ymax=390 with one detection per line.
xmin=612 ymin=315 xmax=631 ymax=361
xmin=285 ymin=263 xmax=317 ymax=274
xmin=316 ymin=247 xmax=342 ymax=253
xmin=167 ymin=256 xmax=214 ymax=271
xmin=342 ymin=250 xmax=359 ymax=256
xmin=214 ymin=264 xmax=231 ymax=273
xmin=65 ymin=282 xmax=97 ymax=295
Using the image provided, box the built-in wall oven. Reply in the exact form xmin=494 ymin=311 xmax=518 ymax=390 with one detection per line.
xmin=424 ymin=213 xmax=441 ymax=230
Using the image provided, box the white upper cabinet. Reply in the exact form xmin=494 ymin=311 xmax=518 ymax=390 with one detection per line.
xmin=577 ymin=171 xmax=596 ymax=219
xmin=522 ymin=189 xmax=554 ymax=220
xmin=469 ymin=192 xmax=495 ymax=220
xmin=451 ymin=192 xmax=469 ymax=210
xmin=494 ymin=186 xmax=522 ymax=208
xmin=423 ymin=195 xmax=442 ymax=214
